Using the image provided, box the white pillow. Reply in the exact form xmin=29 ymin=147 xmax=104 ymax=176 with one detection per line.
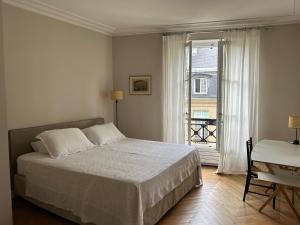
xmin=31 ymin=141 xmax=48 ymax=154
xmin=36 ymin=128 xmax=95 ymax=158
xmin=83 ymin=123 xmax=126 ymax=145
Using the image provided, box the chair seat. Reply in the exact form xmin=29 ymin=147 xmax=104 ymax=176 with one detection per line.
xmin=257 ymin=171 xmax=300 ymax=188
xmin=251 ymin=171 xmax=258 ymax=178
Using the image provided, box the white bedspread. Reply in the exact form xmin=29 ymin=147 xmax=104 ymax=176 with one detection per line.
xmin=18 ymin=138 xmax=202 ymax=225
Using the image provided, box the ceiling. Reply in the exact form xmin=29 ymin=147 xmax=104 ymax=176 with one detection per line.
xmin=3 ymin=0 xmax=300 ymax=36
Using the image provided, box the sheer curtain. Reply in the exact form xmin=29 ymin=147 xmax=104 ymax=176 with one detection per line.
xmin=162 ymin=34 xmax=187 ymax=144
xmin=217 ymin=29 xmax=260 ymax=174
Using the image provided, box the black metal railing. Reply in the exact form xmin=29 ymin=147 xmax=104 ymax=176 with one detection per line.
xmin=187 ymin=118 xmax=217 ymax=144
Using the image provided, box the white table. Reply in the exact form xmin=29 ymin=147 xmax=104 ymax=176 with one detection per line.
xmin=252 ymin=139 xmax=300 ymax=206
xmin=252 ymin=140 xmax=300 ymax=168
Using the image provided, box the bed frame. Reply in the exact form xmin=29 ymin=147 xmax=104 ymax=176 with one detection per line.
xmin=8 ymin=117 xmax=199 ymax=225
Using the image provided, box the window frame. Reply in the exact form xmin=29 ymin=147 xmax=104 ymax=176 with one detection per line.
xmin=192 ymin=48 xmax=198 ymax=56
xmin=194 ymin=78 xmax=208 ymax=94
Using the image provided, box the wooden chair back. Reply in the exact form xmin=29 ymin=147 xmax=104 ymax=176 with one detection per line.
xmin=246 ymin=137 xmax=253 ymax=173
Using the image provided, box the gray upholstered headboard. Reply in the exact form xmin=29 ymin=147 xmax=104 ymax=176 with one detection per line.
xmin=8 ymin=117 xmax=104 ymax=189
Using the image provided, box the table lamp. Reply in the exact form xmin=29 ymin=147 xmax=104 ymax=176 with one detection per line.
xmin=288 ymin=116 xmax=300 ymax=145
xmin=111 ymin=90 xmax=124 ymax=128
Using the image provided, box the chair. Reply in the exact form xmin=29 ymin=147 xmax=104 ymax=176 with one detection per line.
xmin=258 ymin=170 xmax=300 ymax=221
xmin=243 ymin=138 xmax=276 ymax=208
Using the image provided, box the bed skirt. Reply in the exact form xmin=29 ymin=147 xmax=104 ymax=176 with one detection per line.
xmin=14 ymin=168 xmax=200 ymax=225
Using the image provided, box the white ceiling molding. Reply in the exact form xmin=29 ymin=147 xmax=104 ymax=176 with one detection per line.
xmin=112 ymin=27 xmax=164 ymax=37
xmin=168 ymin=17 xmax=300 ymax=32
xmin=113 ymin=16 xmax=300 ymax=36
xmin=3 ymin=0 xmax=116 ymax=35
xmin=3 ymin=0 xmax=300 ymax=37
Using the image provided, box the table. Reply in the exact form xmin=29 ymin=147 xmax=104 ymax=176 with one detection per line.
xmin=252 ymin=139 xmax=300 ymax=207
xmin=252 ymin=139 xmax=300 ymax=168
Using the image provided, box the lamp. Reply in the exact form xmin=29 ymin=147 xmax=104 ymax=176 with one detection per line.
xmin=288 ymin=116 xmax=300 ymax=145
xmin=111 ymin=90 xmax=124 ymax=128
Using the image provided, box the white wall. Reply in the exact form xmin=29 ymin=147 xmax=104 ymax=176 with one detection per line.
xmin=0 ymin=1 xmax=12 ymax=225
xmin=3 ymin=4 xmax=113 ymax=129
xmin=113 ymin=34 xmax=162 ymax=141
xmin=259 ymin=24 xmax=300 ymax=141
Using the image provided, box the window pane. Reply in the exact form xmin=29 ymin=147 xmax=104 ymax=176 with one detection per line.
xmin=200 ymin=78 xmax=207 ymax=94
xmin=194 ymin=110 xmax=209 ymax=118
xmin=195 ymin=79 xmax=200 ymax=93
xmin=192 ymin=48 xmax=197 ymax=56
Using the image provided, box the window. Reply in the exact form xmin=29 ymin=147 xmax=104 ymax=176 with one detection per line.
xmin=192 ymin=48 xmax=198 ymax=56
xmin=193 ymin=110 xmax=209 ymax=134
xmin=194 ymin=110 xmax=209 ymax=119
xmin=194 ymin=78 xmax=208 ymax=94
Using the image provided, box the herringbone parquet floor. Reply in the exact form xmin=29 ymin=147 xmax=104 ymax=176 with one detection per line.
xmin=158 ymin=167 xmax=300 ymax=225
xmin=13 ymin=166 xmax=300 ymax=225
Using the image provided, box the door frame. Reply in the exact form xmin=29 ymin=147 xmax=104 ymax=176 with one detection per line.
xmin=185 ymin=39 xmax=224 ymax=151
xmin=185 ymin=41 xmax=192 ymax=145
xmin=216 ymin=40 xmax=224 ymax=152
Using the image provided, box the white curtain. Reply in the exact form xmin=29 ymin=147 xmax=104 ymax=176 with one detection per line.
xmin=162 ymin=34 xmax=187 ymax=144
xmin=217 ymin=29 xmax=260 ymax=174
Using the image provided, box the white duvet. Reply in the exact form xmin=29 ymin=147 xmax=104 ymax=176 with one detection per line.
xmin=18 ymin=138 xmax=202 ymax=225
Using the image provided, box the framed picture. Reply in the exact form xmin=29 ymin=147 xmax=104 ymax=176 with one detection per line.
xmin=129 ymin=75 xmax=152 ymax=95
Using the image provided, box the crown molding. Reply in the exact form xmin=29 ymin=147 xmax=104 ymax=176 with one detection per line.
xmin=113 ymin=15 xmax=300 ymax=36
xmin=3 ymin=0 xmax=116 ymax=35
xmin=3 ymin=0 xmax=300 ymax=37
xmin=112 ymin=27 xmax=164 ymax=37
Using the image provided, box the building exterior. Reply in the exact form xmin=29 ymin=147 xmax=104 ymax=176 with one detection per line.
xmin=191 ymin=46 xmax=217 ymax=121
xmin=186 ymin=42 xmax=220 ymax=165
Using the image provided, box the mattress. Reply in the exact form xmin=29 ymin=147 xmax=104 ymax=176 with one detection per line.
xmin=17 ymin=138 xmax=202 ymax=225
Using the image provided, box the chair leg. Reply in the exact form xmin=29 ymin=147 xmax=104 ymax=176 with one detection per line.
xmin=259 ymin=186 xmax=281 ymax=212
xmin=295 ymin=191 xmax=300 ymax=201
xmin=292 ymin=189 xmax=295 ymax=205
xmin=243 ymin=174 xmax=251 ymax=201
xmin=281 ymin=189 xmax=300 ymax=222
xmin=272 ymin=184 xmax=276 ymax=209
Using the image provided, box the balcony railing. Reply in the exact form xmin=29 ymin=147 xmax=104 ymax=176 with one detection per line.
xmin=187 ymin=118 xmax=217 ymax=144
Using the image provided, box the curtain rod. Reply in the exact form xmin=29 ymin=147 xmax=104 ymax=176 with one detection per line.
xmin=162 ymin=25 xmax=272 ymax=36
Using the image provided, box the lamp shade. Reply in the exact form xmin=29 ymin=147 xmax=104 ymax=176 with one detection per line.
xmin=111 ymin=90 xmax=124 ymax=101
xmin=288 ymin=116 xmax=300 ymax=128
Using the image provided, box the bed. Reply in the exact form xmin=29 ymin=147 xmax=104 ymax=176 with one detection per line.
xmin=9 ymin=118 xmax=202 ymax=225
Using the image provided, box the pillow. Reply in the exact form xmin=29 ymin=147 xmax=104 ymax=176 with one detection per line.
xmin=36 ymin=128 xmax=95 ymax=158
xmin=83 ymin=122 xmax=126 ymax=145
xmin=31 ymin=141 xmax=48 ymax=154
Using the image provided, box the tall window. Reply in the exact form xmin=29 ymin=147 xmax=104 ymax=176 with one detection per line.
xmin=194 ymin=78 xmax=208 ymax=94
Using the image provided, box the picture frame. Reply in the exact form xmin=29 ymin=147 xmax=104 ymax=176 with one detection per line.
xmin=129 ymin=75 xmax=152 ymax=95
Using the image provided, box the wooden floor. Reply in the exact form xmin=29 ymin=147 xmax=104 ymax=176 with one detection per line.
xmin=13 ymin=166 xmax=300 ymax=225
